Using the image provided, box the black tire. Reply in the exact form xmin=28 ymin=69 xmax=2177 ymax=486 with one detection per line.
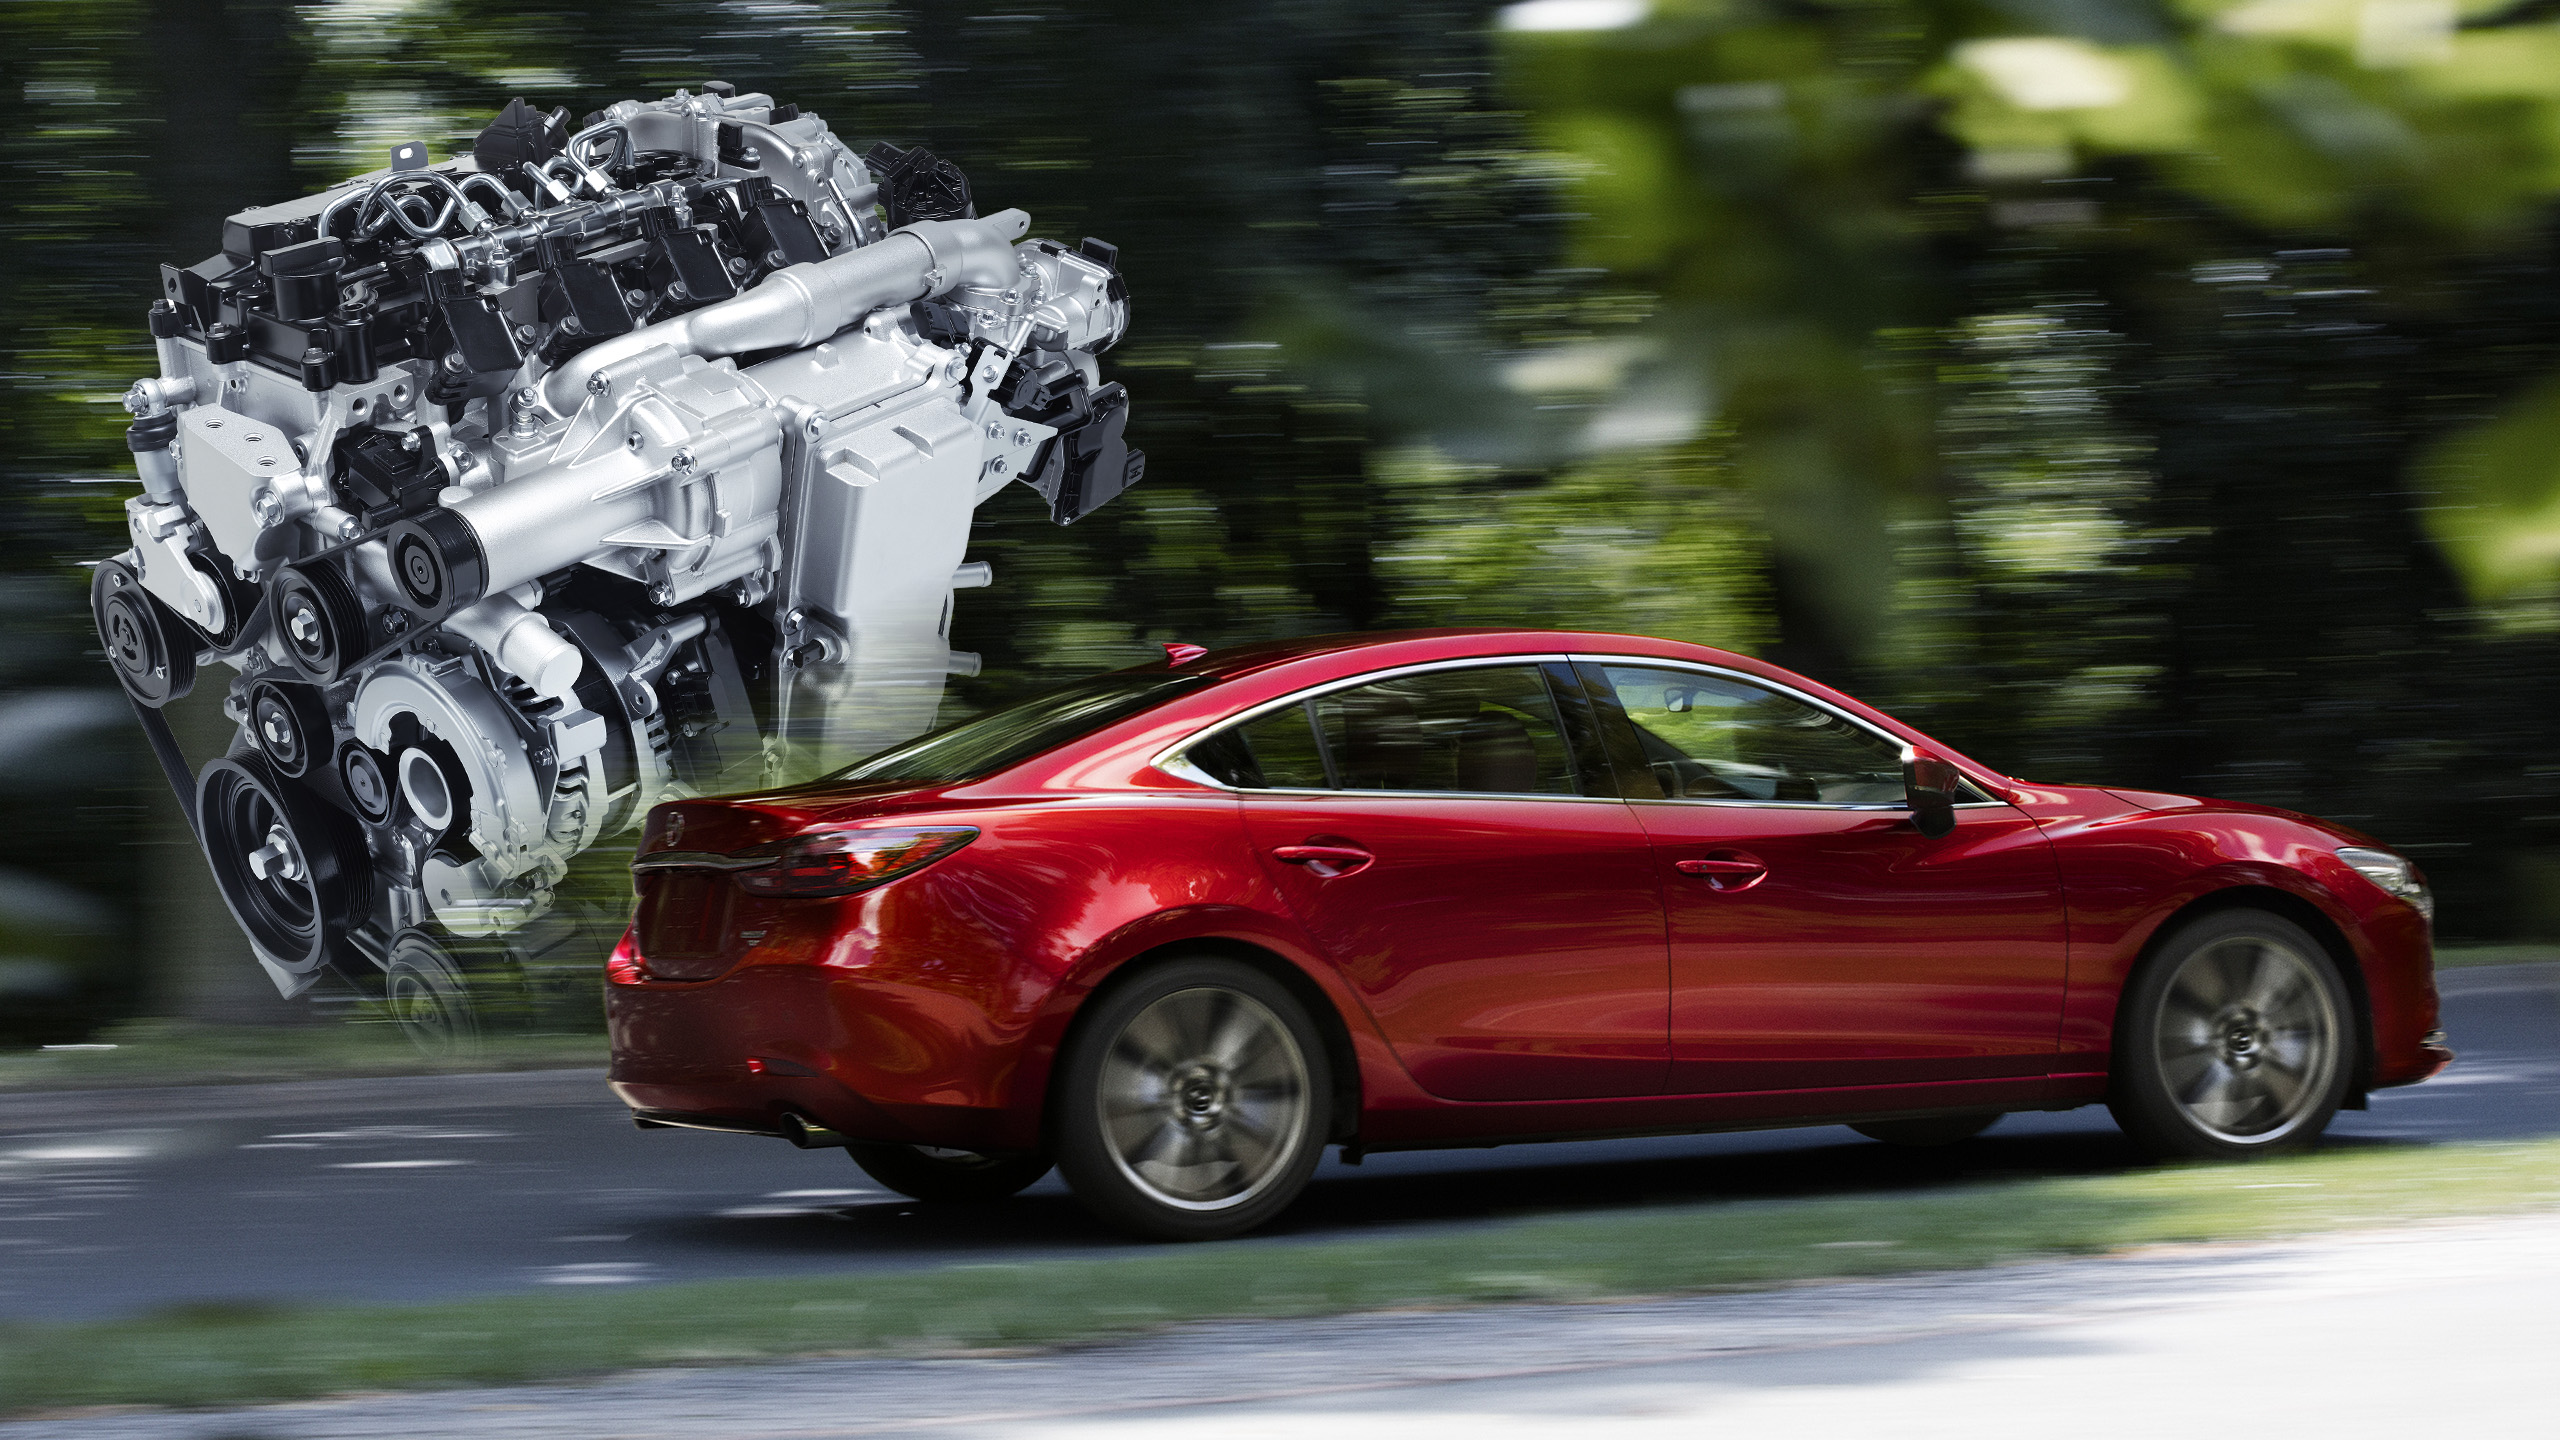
xmin=1851 ymin=1113 xmax=2000 ymax=1147
xmin=2109 ymin=908 xmax=2354 ymax=1160
xmin=1050 ymin=956 xmax=1332 ymax=1241
xmin=846 ymin=1144 xmax=1053 ymax=1203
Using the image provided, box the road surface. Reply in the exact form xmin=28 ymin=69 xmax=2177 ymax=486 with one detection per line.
xmin=0 ymin=963 xmax=2551 ymax=1322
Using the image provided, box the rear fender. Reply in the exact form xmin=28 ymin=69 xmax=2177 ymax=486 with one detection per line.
xmin=990 ymin=903 xmax=1416 ymax=1151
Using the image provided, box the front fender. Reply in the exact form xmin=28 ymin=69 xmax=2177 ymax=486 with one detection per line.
xmin=2046 ymin=805 xmax=2434 ymax=1076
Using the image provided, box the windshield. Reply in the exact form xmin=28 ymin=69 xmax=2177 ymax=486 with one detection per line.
xmin=830 ymin=672 xmax=1213 ymax=787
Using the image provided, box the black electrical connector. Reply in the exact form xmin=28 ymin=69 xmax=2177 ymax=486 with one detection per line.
xmin=864 ymin=142 xmax=974 ymax=229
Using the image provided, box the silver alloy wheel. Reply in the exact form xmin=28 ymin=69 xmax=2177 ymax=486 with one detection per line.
xmin=1096 ymin=985 xmax=1312 ymax=1211
xmin=2153 ymin=935 xmax=2341 ymax=1144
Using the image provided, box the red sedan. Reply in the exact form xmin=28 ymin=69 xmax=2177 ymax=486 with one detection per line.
xmin=608 ymin=630 xmax=2451 ymax=1239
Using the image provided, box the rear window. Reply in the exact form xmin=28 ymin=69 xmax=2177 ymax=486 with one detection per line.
xmin=830 ymin=672 xmax=1212 ymax=787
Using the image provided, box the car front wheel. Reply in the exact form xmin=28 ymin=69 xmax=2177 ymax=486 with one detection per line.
xmin=1051 ymin=956 xmax=1331 ymax=1241
xmin=2110 ymin=909 xmax=2354 ymax=1160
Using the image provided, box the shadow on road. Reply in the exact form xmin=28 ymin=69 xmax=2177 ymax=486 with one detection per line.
xmin=643 ymin=1120 xmax=2438 ymax=1259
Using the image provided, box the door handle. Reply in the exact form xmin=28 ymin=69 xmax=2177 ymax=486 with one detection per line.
xmin=1272 ymin=844 xmax=1375 ymax=877
xmin=1674 ymin=852 xmax=1767 ymax=892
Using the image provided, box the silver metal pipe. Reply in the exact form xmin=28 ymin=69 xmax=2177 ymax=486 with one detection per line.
xmin=457 ymin=171 xmax=526 ymax=221
xmin=444 ymin=404 xmax=781 ymax=601
xmin=567 ymin=121 xmax=632 ymax=172
xmin=539 ymin=209 xmax=1032 ymax=414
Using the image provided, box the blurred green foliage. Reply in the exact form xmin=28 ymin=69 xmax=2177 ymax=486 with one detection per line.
xmin=9 ymin=0 xmax=2560 ymax=1038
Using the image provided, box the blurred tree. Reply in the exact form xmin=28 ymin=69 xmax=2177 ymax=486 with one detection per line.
xmin=1498 ymin=0 xmax=2560 ymax=932
xmin=0 ymin=2 xmax=167 ymax=1038
xmin=18 ymin=0 xmax=2560 ymax=1047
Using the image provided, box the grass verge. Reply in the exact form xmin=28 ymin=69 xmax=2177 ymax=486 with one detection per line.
xmin=0 ymin=1019 xmax=604 ymax=1093
xmin=5 ymin=1138 xmax=2556 ymax=1417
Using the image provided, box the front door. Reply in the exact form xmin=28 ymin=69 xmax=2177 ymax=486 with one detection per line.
xmin=1580 ymin=661 xmax=2067 ymax=1096
xmin=1211 ymin=661 xmax=1669 ymax=1101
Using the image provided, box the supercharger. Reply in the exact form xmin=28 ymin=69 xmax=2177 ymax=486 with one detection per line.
xmin=92 ymin=87 xmax=1142 ymax=1025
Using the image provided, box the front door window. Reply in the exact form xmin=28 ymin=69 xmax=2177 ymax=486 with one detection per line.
xmin=1586 ymin=661 xmax=2068 ymax=1096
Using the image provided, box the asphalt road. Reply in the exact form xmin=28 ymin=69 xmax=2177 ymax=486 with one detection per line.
xmin=2 ymin=964 xmax=2552 ymax=1323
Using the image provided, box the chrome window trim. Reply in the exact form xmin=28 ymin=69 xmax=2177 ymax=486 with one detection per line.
xmin=1152 ymin=650 xmax=2008 ymax=812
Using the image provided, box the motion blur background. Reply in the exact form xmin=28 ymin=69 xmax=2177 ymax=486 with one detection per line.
xmin=7 ymin=0 xmax=2560 ymax=1043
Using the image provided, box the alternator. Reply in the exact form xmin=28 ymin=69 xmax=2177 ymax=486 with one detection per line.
xmin=94 ymin=86 xmax=1143 ymax=1014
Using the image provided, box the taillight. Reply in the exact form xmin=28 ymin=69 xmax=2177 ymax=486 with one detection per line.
xmin=733 ymin=826 xmax=979 ymax=899
xmin=605 ymin=928 xmax=646 ymax=985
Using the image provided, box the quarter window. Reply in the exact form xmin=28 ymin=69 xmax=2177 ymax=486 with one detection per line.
xmin=1184 ymin=665 xmax=1582 ymax=796
xmin=1187 ymin=703 xmax=1332 ymax=789
xmin=1591 ymin=664 xmax=1906 ymax=804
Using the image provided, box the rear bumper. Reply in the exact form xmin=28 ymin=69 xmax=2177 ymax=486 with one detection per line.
xmin=605 ymin=962 xmax=1025 ymax=1150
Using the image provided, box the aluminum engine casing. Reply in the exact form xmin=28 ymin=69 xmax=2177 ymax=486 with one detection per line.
xmin=95 ymin=87 xmax=1142 ymax=1001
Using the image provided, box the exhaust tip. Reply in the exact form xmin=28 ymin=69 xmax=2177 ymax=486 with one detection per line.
xmin=781 ymin=1112 xmax=850 ymax=1149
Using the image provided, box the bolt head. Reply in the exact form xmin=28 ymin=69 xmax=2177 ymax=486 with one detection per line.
xmin=649 ymin=583 xmax=677 ymax=606
xmin=588 ymin=373 xmax=612 ymax=396
xmin=670 ymin=449 xmax=697 ymax=473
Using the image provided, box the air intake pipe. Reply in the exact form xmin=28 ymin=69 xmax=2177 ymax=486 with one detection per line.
xmin=388 ymin=210 xmax=1033 ymax=618
xmin=539 ymin=209 xmax=1030 ymax=414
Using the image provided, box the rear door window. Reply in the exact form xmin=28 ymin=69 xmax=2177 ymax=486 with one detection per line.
xmin=1186 ymin=664 xmax=1586 ymax=796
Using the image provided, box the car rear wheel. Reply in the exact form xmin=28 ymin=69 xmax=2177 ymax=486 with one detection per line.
xmin=1851 ymin=1114 xmax=2000 ymax=1147
xmin=846 ymin=1143 xmax=1053 ymax=1202
xmin=2109 ymin=909 xmax=2353 ymax=1160
xmin=1051 ymin=956 xmax=1330 ymax=1241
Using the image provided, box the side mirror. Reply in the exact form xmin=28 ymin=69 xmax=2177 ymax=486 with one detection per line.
xmin=1902 ymin=747 xmax=1959 ymax=839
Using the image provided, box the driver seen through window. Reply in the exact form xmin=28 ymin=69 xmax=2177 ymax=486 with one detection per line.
xmin=1593 ymin=665 xmax=1906 ymax=804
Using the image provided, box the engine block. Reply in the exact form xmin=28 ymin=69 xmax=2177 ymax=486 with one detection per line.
xmin=94 ymin=86 xmax=1142 ymax=1019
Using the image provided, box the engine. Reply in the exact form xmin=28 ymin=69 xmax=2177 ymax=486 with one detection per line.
xmin=93 ymin=86 xmax=1143 ymax=1022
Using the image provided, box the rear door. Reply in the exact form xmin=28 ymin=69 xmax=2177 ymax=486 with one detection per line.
xmin=1578 ymin=660 xmax=2067 ymax=1096
xmin=1189 ymin=661 xmax=1669 ymax=1101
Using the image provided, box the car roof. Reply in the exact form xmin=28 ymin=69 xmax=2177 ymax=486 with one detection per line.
xmin=1095 ymin=627 xmax=2017 ymax=791
xmin=1139 ymin=627 xmax=1763 ymax=681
